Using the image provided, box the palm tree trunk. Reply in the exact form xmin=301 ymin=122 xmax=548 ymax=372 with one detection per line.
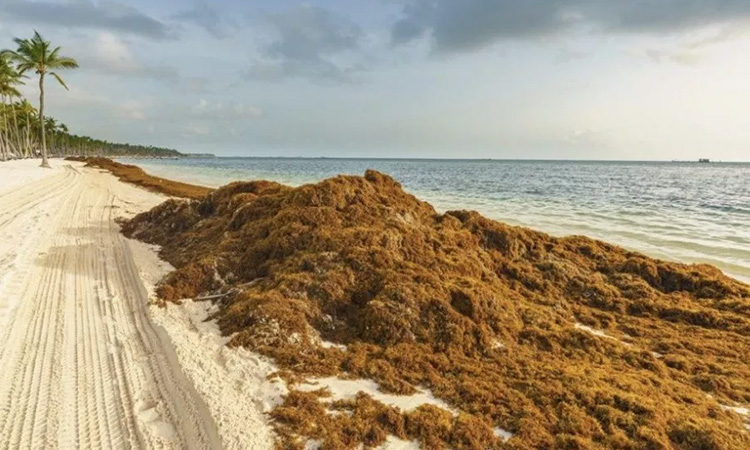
xmin=38 ymin=73 xmax=49 ymax=168
xmin=11 ymin=102 xmax=22 ymax=157
xmin=1 ymin=98 xmax=9 ymax=161
xmin=0 ymin=99 xmax=6 ymax=161
xmin=25 ymin=110 xmax=31 ymax=158
xmin=0 ymin=116 xmax=6 ymax=162
xmin=50 ymin=129 xmax=57 ymax=156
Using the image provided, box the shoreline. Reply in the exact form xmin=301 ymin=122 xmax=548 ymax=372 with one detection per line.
xmin=114 ymin=156 xmax=750 ymax=285
xmin=0 ymin=159 xmax=277 ymax=449
xmin=0 ymin=159 xmax=434 ymax=449
xmin=1 ymin=158 xmax=749 ymax=449
xmin=117 ymin=159 xmax=750 ymax=448
xmin=69 ymin=157 xmax=213 ymax=199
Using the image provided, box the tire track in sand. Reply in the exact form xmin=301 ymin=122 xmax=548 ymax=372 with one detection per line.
xmin=0 ymin=167 xmax=78 ymax=329
xmin=0 ymin=164 xmax=222 ymax=449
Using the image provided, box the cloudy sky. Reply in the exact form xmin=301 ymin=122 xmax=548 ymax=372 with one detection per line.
xmin=1 ymin=0 xmax=749 ymax=160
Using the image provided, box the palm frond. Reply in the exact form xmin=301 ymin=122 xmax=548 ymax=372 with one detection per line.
xmin=49 ymin=56 xmax=79 ymax=70
xmin=1 ymin=86 xmax=22 ymax=97
xmin=48 ymin=46 xmax=60 ymax=61
xmin=1 ymin=46 xmax=35 ymax=74
xmin=2 ymin=32 xmax=79 ymax=77
xmin=49 ymin=72 xmax=69 ymax=90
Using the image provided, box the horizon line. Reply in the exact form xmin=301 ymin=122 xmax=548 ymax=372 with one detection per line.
xmin=172 ymin=155 xmax=749 ymax=164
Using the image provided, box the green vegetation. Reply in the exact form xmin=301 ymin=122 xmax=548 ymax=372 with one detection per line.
xmin=0 ymin=31 xmax=182 ymax=163
xmin=3 ymin=31 xmax=79 ymax=167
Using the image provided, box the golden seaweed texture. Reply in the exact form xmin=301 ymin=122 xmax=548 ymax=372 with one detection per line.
xmin=66 ymin=156 xmax=212 ymax=199
xmin=121 ymin=170 xmax=750 ymax=449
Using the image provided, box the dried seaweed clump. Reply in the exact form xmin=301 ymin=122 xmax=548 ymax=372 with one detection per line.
xmin=66 ymin=156 xmax=212 ymax=199
xmin=121 ymin=170 xmax=750 ymax=449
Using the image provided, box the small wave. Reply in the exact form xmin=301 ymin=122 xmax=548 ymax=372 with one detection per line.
xmin=123 ymin=157 xmax=750 ymax=284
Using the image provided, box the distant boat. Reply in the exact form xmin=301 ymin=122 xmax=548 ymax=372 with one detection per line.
xmin=698 ymin=158 xmax=710 ymax=163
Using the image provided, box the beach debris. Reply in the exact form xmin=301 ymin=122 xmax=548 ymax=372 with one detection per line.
xmin=67 ymin=156 xmax=212 ymax=199
xmin=122 ymin=169 xmax=750 ymax=449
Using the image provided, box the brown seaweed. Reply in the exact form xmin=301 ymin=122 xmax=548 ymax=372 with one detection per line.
xmin=121 ymin=169 xmax=750 ymax=449
xmin=66 ymin=156 xmax=212 ymax=199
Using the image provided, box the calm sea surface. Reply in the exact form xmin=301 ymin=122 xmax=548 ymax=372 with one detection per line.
xmin=119 ymin=158 xmax=750 ymax=283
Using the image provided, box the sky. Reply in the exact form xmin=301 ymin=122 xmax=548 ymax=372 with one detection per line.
xmin=1 ymin=1 xmax=749 ymax=160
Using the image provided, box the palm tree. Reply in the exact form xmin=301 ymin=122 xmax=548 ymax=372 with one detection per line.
xmin=15 ymin=99 xmax=37 ymax=157
xmin=44 ymin=116 xmax=57 ymax=155
xmin=58 ymin=122 xmax=69 ymax=155
xmin=2 ymin=31 xmax=78 ymax=167
xmin=0 ymin=56 xmax=22 ymax=98
xmin=0 ymin=56 xmax=23 ymax=160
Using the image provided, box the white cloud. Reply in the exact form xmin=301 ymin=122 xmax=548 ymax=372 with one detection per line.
xmin=19 ymin=83 xmax=108 ymax=107
xmin=85 ymin=32 xmax=178 ymax=80
xmin=3 ymin=2 xmax=750 ymax=160
xmin=95 ymin=32 xmax=136 ymax=71
xmin=626 ymin=24 xmax=750 ymax=66
xmin=392 ymin=0 xmax=750 ymax=53
xmin=191 ymin=99 xmax=263 ymax=120
xmin=627 ymin=47 xmax=701 ymax=65
xmin=182 ymin=77 xmax=212 ymax=94
xmin=0 ymin=0 xmax=172 ymax=39
xmin=115 ymin=99 xmax=152 ymax=121
xmin=245 ymin=5 xmax=366 ymax=82
xmin=172 ymin=3 xmax=239 ymax=39
xmin=181 ymin=122 xmax=211 ymax=136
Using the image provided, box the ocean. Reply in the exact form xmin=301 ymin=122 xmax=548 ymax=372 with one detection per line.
xmin=119 ymin=158 xmax=750 ymax=283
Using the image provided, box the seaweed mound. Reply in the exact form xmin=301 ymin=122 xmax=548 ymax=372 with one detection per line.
xmin=122 ymin=170 xmax=750 ymax=450
xmin=67 ymin=157 xmax=212 ymax=199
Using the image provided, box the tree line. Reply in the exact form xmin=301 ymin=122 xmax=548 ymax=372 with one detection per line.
xmin=0 ymin=31 xmax=182 ymax=166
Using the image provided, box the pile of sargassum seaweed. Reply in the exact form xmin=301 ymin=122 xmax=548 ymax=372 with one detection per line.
xmin=121 ymin=169 xmax=750 ymax=450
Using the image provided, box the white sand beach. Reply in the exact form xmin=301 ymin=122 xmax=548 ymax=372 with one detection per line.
xmin=0 ymin=160 xmax=473 ymax=450
xmin=3 ymin=159 xmax=748 ymax=450
xmin=0 ymin=160 xmax=277 ymax=450
xmin=3 ymin=7 xmax=749 ymax=448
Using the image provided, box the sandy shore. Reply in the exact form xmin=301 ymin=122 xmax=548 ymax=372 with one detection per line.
xmin=0 ymin=160 xmax=276 ymax=450
xmin=4 ymin=159 xmax=748 ymax=450
xmin=0 ymin=159 xmax=447 ymax=450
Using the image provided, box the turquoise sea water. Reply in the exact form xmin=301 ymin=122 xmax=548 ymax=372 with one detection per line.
xmin=119 ymin=158 xmax=750 ymax=283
